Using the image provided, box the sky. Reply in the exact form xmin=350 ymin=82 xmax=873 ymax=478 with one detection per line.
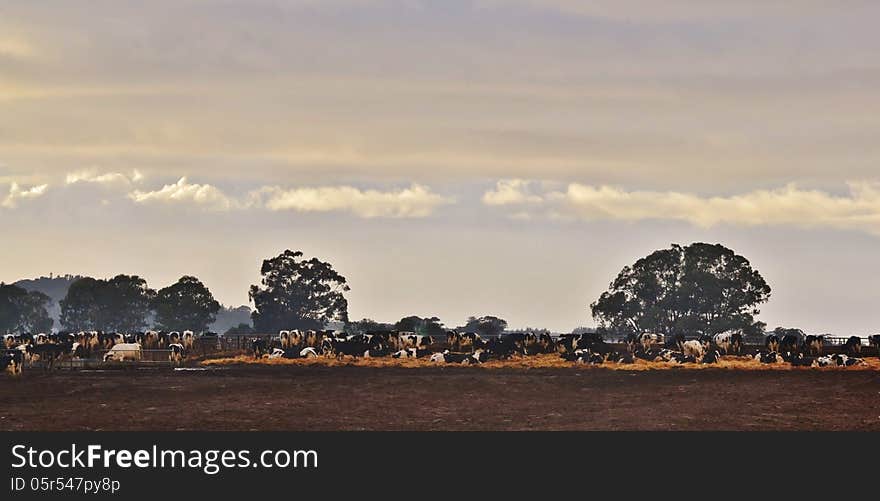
xmin=2 ymin=0 xmax=880 ymax=334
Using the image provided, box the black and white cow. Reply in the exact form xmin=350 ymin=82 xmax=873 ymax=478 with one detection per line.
xmin=681 ymin=340 xmax=706 ymax=360
xmin=26 ymin=343 xmax=71 ymax=369
xmin=638 ymin=333 xmax=665 ymax=352
xmin=779 ymin=334 xmax=799 ymax=353
xmin=754 ymin=351 xmax=785 ymax=364
xmin=764 ymin=335 xmax=780 ymax=353
xmin=844 ymin=336 xmax=862 ymax=355
xmin=870 ymin=335 xmax=880 ymax=356
xmin=251 ymin=339 xmax=268 ymax=359
xmin=713 ymin=331 xmax=743 ymax=354
xmin=556 ymin=334 xmax=582 ymax=355
xmin=2 ymin=350 xmax=23 ymax=375
xmin=701 ymin=349 xmax=722 ymax=364
xmin=814 ymin=353 xmax=865 ymax=367
xmin=399 ymin=334 xmax=434 ymax=350
xmin=168 ymin=343 xmax=184 ymax=364
xmin=803 ymin=335 xmax=824 ymax=355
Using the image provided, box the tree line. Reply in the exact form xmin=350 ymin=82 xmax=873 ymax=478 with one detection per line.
xmin=1 ymin=249 xmax=511 ymax=337
xmin=4 ymin=242 xmax=780 ymax=339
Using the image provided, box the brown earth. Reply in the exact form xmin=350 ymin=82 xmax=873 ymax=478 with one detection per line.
xmin=3 ymin=361 xmax=880 ymax=431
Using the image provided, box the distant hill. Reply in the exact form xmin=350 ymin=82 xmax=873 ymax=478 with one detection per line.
xmin=14 ymin=274 xmax=84 ymax=325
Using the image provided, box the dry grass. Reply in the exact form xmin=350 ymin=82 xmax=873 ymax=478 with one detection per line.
xmin=200 ymin=353 xmax=880 ymax=371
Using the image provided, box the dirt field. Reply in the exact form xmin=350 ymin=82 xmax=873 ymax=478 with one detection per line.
xmin=3 ymin=361 xmax=880 ymax=430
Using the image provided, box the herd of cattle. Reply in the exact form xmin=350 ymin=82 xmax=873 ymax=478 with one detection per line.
xmin=1 ymin=330 xmax=202 ymax=375
xmin=4 ymin=328 xmax=880 ymax=376
xmin=250 ymin=329 xmax=880 ymax=368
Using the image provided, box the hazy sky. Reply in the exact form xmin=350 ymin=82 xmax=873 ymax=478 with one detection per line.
xmin=2 ymin=1 xmax=880 ymax=333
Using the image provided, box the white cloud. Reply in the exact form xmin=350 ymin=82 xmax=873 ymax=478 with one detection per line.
xmin=483 ymin=180 xmax=880 ymax=234
xmin=128 ymin=177 xmax=236 ymax=211
xmin=124 ymin=177 xmax=450 ymax=217
xmin=261 ymin=184 xmax=453 ymax=218
xmin=482 ymin=179 xmax=545 ymax=206
xmin=1 ymin=182 xmax=49 ymax=209
xmin=66 ymin=168 xmax=144 ymax=187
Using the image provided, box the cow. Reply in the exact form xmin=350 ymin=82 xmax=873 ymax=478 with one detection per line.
xmin=843 ymin=336 xmax=862 ymax=355
xmin=606 ymin=351 xmax=635 ymax=364
xmin=279 ymin=330 xmax=292 ymax=349
xmin=815 ymin=354 xmax=865 ymax=367
xmin=653 ymin=349 xmax=681 ymax=362
xmin=764 ymin=335 xmax=780 ymax=353
xmin=538 ymin=333 xmax=556 ymax=353
xmin=137 ymin=331 xmax=158 ymax=349
xmin=639 ymin=333 xmax=665 ymax=352
xmin=181 ymin=331 xmax=195 ymax=350
xmin=267 ymin=348 xmax=285 ymax=359
xmin=713 ymin=331 xmax=743 ymax=354
xmin=754 ymin=351 xmax=785 ymax=364
xmin=779 ymin=334 xmax=799 ymax=353
xmin=103 ymin=343 xmax=142 ymax=362
xmin=870 ymin=335 xmax=880 ymax=357
xmin=71 ymin=342 xmax=89 ymax=359
xmin=665 ymin=333 xmax=685 ymax=351
xmin=300 ymin=347 xmax=319 ymax=358
xmin=4 ymin=334 xmax=17 ymax=349
xmin=457 ymin=332 xmax=484 ymax=352
xmin=575 ymin=351 xmax=606 ymax=365
xmin=2 ymin=350 xmax=23 ymax=375
xmin=322 ymin=336 xmax=373 ymax=358
xmin=701 ymin=350 xmax=721 ymax=364
xmin=399 ymin=334 xmax=434 ymax=350
xmin=556 ymin=334 xmax=582 ymax=355
xmin=168 ymin=343 xmax=184 ymax=364
xmin=682 ymin=340 xmax=706 ymax=360
xmin=487 ymin=337 xmax=519 ymax=359
xmin=633 ymin=348 xmax=661 ymax=361
xmin=251 ymin=339 xmax=268 ymax=358
xmin=803 ymin=335 xmax=824 ymax=355
xmin=669 ymin=352 xmax=697 ymax=364
xmin=26 ymin=343 xmax=70 ymax=369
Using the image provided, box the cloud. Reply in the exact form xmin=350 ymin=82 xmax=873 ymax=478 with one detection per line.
xmin=1 ymin=182 xmax=49 ymax=209
xmin=483 ymin=180 xmax=880 ymax=234
xmin=128 ymin=177 xmax=236 ymax=211
xmin=124 ymin=177 xmax=450 ymax=217
xmin=482 ymin=179 xmax=545 ymax=206
xmin=66 ymin=168 xmax=144 ymax=187
xmin=260 ymin=183 xmax=453 ymax=218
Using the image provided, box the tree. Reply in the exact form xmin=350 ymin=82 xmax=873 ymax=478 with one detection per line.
xmin=60 ymin=277 xmax=105 ymax=331
xmin=394 ymin=316 xmax=446 ymax=336
xmin=153 ymin=276 xmax=221 ymax=332
xmin=60 ymin=275 xmax=155 ymax=332
xmin=0 ymin=283 xmax=53 ymax=334
xmin=345 ymin=318 xmax=394 ymax=334
xmin=249 ymin=250 xmax=350 ymax=332
xmin=460 ymin=316 xmax=508 ymax=338
xmin=591 ymin=243 xmax=771 ymax=337
xmin=105 ymin=275 xmax=155 ymax=332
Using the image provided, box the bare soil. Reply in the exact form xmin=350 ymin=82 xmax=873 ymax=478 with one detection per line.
xmin=3 ymin=363 xmax=880 ymax=431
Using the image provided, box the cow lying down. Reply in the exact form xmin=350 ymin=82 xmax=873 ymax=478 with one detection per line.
xmin=430 ymin=350 xmax=489 ymax=365
xmin=266 ymin=347 xmax=320 ymax=359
